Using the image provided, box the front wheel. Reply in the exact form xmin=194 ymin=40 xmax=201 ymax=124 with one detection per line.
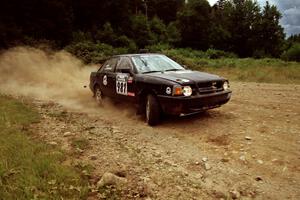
xmin=146 ymin=94 xmax=161 ymax=126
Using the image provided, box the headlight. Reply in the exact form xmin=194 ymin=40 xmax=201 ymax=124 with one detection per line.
xmin=223 ymin=81 xmax=229 ymax=90
xmin=182 ymin=86 xmax=192 ymax=96
xmin=173 ymin=86 xmax=192 ymax=96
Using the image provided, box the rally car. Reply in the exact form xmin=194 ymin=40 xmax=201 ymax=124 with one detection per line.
xmin=90 ymin=54 xmax=232 ymax=125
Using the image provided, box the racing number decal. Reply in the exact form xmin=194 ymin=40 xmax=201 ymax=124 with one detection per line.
xmin=117 ymin=81 xmax=127 ymax=95
xmin=116 ymin=74 xmax=127 ymax=95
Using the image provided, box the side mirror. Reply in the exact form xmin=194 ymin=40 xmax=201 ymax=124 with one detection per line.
xmin=183 ymin=65 xmax=188 ymax=69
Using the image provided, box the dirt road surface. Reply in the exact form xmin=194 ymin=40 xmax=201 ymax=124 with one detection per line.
xmin=26 ymin=82 xmax=299 ymax=200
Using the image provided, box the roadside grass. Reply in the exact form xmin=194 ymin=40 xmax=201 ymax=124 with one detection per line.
xmin=66 ymin=42 xmax=300 ymax=84
xmin=0 ymin=95 xmax=89 ymax=199
xmin=149 ymin=46 xmax=300 ymax=84
xmin=200 ymin=58 xmax=300 ymax=84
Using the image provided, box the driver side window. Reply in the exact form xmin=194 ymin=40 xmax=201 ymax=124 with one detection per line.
xmin=101 ymin=57 xmax=118 ymax=73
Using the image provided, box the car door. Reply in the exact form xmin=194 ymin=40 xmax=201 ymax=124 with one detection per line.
xmin=114 ymin=56 xmax=137 ymax=102
xmin=98 ymin=57 xmax=119 ymax=98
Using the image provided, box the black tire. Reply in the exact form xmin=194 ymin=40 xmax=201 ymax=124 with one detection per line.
xmin=145 ymin=94 xmax=161 ymax=126
xmin=94 ymin=86 xmax=103 ymax=105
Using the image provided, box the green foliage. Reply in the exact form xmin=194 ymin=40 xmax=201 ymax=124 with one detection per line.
xmin=254 ymin=1 xmax=285 ymax=57
xmin=146 ymin=43 xmax=172 ymax=52
xmin=143 ymin=45 xmax=300 ymax=84
xmin=72 ymin=31 xmax=93 ymax=43
xmin=166 ymin=22 xmax=181 ymax=45
xmin=147 ymin=44 xmax=237 ymax=59
xmin=150 ymin=16 xmax=168 ymax=43
xmin=95 ymin=22 xmax=116 ymax=44
xmin=129 ymin=14 xmax=155 ymax=47
xmin=94 ymin=22 xmax=138 ymax=52
xmin=0 ymin=0 xmax=288 ymax=60
xmin=206 ymin=49 xmax=237 ymax=59
xmin=177 ymin=0 xmax=211 ymax=49
xmin=0 ymin=96 xmax=89 ymax=199
xmin=65 ymin=41 xmax=130 ymax=64
xmin=281 ymin=43 xmax=300 ymax=62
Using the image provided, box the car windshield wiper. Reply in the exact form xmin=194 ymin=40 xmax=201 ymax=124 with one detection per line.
xmin=164 ymin=68 xmax=184 ymax=72
xmin=142 ymin=70 xmax=162 ymax=74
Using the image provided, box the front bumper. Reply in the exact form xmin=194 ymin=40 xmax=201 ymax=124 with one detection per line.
xmin=157 ymin=90 xmax=232 ymax=115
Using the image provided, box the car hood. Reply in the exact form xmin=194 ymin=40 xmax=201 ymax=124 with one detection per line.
xmin=144 ymin=70 xmax=223 ymax=85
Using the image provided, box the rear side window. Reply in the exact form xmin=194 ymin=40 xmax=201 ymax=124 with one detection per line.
xmin=115 ymin=57 xmax=133 ymax=72
xmin=101 ymin=57 xmax=118 ymax=72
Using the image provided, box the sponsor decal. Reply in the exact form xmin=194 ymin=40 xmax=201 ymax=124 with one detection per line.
xmin=175 ymin=70 xmax=191 ymax=74
xmin=128 ymin=77 xmax=133 ymax=83
xmin=181 ymin=79 xmax=190 ymax=83
xmin=116 ymin=73 xmax=128 ymax=95
xmin=166 ymin=87 xmax=172 ymax=95
xmin=103 ymin=75 xmax=108 ymax=86
xmin=127 ymin=92 xmax=135 ymax=97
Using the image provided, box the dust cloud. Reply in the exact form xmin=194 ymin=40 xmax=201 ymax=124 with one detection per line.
xmin=0 ymin=47 xmax=138 ymax=119
xmin=0 ymin=47 xmax=100 ymax=111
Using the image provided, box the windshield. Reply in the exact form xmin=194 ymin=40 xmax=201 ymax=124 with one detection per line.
xmin=132 ymin=55 xmax=185 ymax=73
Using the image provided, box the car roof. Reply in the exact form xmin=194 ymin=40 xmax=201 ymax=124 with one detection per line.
xmin=112 ymin=53 xmax=164 ymax=58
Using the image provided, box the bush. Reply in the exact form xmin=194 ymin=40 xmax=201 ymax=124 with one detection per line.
xmin=146 ymin=43 xmax=171 ymax=52
xmin=72 ymin=31 xmax=93 ymax=43
xmin=65 ymin=41 xmax=131 ymax=64
xmin=281 ymin=43 xmax=300 ymax=62
xmin=114 ymin=35 xmax=137 ymax=52
xmin=206 ymin=49 xmax=237 ymax=59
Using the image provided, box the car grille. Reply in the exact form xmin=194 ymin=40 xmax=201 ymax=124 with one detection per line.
xmin=197 ymin=81 xmax=224 ymax=94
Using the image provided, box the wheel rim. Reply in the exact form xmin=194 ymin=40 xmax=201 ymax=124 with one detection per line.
xmin=146 ymin=98 xmax=150 ymax=121
xmin=95 ymin=88 xmax=102 ymax=102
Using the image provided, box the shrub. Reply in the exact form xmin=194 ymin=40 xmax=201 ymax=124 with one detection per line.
xmin=65 ymin=41 xmax=130 ymax=64
xmin=146 ymin=43 xmax=171 ymax=52
xmin=72 ymin=31 xmax=93 ymax=43
xmin=281 ymin=43 xmax=300 ymax=62
xmin=114 ymin=35 xmax=137 ymax=52
xmin=206 ymin=49 xmax=237 ymax=59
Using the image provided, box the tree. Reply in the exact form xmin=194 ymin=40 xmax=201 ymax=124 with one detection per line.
xmin=0 ymin=0 xmax=73 ymax=47
xmin=129 ymin=14 xmax=154 ymax=47
xmin=150 ymin=16 xmax=168 ymax=43
xmin=147 ymin=0 xmax=185 ymax=24
xmin=177 ymin=0 xmax=211 ymax=49
xmin=227 ymin=0 xmax=261 ymax=57
xmin=166 ymin=22 xmax=181 ymax=45
xmin=209 ymin=0 xmax=233 ymax=50
xmin=254 ymin=1 xmax=285 ymax=57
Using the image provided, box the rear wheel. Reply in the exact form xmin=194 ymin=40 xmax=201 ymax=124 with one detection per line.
xmin=94 ymin=86 xmax=103 ymax=105
xmin=145 ymin=94 xmax=161 ymax=126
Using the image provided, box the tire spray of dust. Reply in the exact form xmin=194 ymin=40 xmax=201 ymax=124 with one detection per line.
xmin=0 ymin=47 xmax=138 ymax=119
xmin=0 ymin=47 xmax=98 ymax=111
